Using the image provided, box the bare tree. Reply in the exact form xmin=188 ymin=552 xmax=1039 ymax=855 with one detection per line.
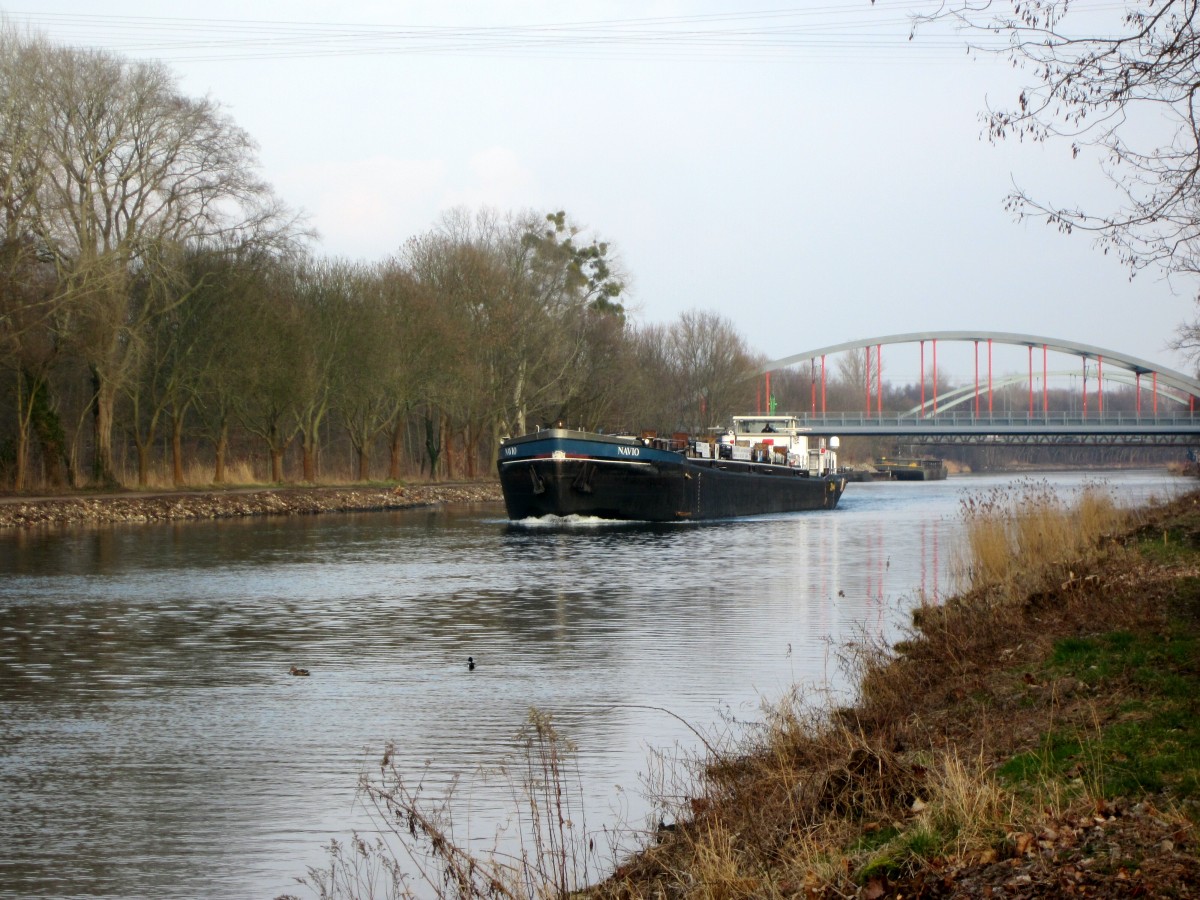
xmin=918 ymin=3 xmax=1200 ymax=272
xmin=667 ymin=310 xmax=754 ymax=430
xmin=401 ymin=208 xmax=625 ymax=476
xmin=834 ymin=347 xmax=881 ymax=412
xmin=13 ymin=33 xmax=298 ymax=483
xmin=231 ymin=263 xmax=307 ymax=483
xmin=0 ymin=27 xmax=63 ymax=489
xmin=187 ymin=246 xmax=281 ymax=485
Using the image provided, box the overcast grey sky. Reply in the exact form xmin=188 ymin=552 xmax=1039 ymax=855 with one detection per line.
xmin=10 ymin=1 xmax=1195 ymax=384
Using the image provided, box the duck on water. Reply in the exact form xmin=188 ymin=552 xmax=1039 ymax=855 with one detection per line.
xmin=498 ymin=415 xmax=847 ymax=522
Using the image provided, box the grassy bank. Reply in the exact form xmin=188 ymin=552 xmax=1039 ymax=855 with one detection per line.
xmin=291 ymin=484 xmax=1200 ymax=899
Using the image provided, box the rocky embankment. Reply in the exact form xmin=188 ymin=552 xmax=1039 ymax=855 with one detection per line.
xmin=0 ymin=482 xmax=503 ymax=528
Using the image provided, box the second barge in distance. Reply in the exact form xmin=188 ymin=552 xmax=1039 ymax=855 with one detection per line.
xmin=498 ymin=415 xmax=847 ymax=522
xmin=873 ymin=455 xmax=948 ymax=481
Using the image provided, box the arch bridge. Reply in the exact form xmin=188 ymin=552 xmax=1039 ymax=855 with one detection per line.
xmin=757 ymin=331 xmax=1200 ymax=446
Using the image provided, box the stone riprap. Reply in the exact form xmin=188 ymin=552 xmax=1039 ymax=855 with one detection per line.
xmin=0 ymin=483 xmax=503 ymax=528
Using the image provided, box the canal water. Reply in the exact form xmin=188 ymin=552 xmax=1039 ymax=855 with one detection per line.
xmin=0 ymin=471 xmax=1183 ymax=898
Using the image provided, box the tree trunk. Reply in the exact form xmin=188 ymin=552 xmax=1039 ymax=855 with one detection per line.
xmin=302 ymin=437 xmax=316 ymax=482
xmin=389 ymin=420 xmax=404 ymax=481
xmin=423 ymin=410 xmax=441 ymax=481
xmin=90 ymin=368 xmax=121 ymax=486
xmin=357 ymin=444 xmax=371 ymax=481
xmin=13 ymin=426 xmax=26 ymax=491
xmin=213 ymin=422 xmax=228 ymax=484
xmin=442 ymin=416 xmax=455 ymax=481
xmin=465 ymin=422 xmax=478 ymax=479
xmin=270 ymin=447 xmax=284 ymax=482
xmin=27 ymin=377 xmax=67 ymax=490
xmin=514 ymin=358 xmax=527 ymax=435
xmin=171 ymin=411 xmax=185 ymax=486
xmin=13 ymin=370 xmax=30 ymax=491
xmin=135 ymin=438 xmax=151 ymax=487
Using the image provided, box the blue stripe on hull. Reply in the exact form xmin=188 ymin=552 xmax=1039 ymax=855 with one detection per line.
xmin=498 ymin=432 xmax=680 ymax=466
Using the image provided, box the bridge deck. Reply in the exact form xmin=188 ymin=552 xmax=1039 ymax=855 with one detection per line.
xmin=790 ymin=412 xmax=1200 ymax=445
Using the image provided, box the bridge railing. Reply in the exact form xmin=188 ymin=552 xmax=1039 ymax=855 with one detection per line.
xmin=792 ymin=411 xmax=1199 ymax=429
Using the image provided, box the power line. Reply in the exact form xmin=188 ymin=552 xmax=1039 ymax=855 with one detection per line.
xmin=2 ymin=3 xmax=1033 ymax=65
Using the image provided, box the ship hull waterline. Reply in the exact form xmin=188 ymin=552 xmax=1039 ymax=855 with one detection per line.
xmin=498 ymin=430 xmax=846 ymax=522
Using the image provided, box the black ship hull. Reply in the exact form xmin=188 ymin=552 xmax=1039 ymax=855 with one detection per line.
xmin=874 ymin=456 xmax=948 ymax=481
xmin=498 ymin=429 xmax=846 ymax=521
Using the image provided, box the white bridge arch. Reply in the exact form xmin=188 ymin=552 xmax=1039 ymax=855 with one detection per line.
xmin=759 ymin=330 xmax=1200 ymax=417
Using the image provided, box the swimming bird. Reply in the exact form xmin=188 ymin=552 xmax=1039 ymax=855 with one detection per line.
xmin=467 ymin=656 xmax=475 ymax=671
xmin=289 ymin=666 xmax=310 ymax=676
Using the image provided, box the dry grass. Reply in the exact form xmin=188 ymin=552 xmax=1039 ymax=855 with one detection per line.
xmin=285 ymin=711 xmax=603 ymax=900
xmin=951 ymin=478 xmax=1128 ymax=600
xmin=121 ymin=459 xmax=263 ymax=490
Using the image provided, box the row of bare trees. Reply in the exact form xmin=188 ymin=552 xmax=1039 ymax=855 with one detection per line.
xmin=0 ymin=25 xmax=781 ymax=490
xmin=0 ymin=25 xmax=302 ymax=488
xmin=3 ymin=204 xmax=769 ymax=488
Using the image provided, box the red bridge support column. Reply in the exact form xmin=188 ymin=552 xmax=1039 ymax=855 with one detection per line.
xmin=1028 ymin=346 xmax=1033 ymax=417
xmin=876 ymin=344 xmax=882 ymax=417
xmin=973 ymin=341 xmax=979 ymax=416
xmin=920 ymin=340 xmax=926 ymax=418
xmin=1043 ymin=345 xmax=1048 ymax=416
xmin=821 ymin=355 xmax=826 ymax=414
xmin=987 ymin=339 xmax=993 ymax=414
xmin=933 ymin=339 xmax=939 ymax=415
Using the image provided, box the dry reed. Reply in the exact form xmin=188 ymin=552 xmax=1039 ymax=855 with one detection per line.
xmin=951 ymin=478 xmax=1127 ymax=600
xmin=288 ymin=710 xmax=603 ymax=900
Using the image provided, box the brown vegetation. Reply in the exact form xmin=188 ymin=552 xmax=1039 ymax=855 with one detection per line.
xmin=586 ymin=484 xmax=1200 ymax=898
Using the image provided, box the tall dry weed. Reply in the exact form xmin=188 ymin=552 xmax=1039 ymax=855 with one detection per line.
xmin=952 ymin=479 xmax=1126 ymax=600
xmin=920 ymin=748 xmax=1013 ymax=855
xmin=130 ymin=458 xmax=262 ymax=489
xmin=291 ymin=710 xmax=603 ymax=900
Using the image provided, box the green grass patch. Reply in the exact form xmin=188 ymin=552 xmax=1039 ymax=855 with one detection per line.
xmin=998 ymin=732 xmax=1087 ymax=785
xmin=850 ymin=824 xmax=900 ymax=855
xmin=1001 ymin=623 xmax=1200 ymax=806
xmin=856 ymin=825 xmax=944 ymax=880
xmin=1134 ymin=528 xmax=1200 ymax=565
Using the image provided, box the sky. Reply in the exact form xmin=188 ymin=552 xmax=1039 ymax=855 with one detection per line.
xmin=9 ymin=0 xmax=1198 ymax=385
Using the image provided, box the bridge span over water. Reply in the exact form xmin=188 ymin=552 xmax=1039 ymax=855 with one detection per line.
xmin=758 ymin=331 xmax=1200 ymax=447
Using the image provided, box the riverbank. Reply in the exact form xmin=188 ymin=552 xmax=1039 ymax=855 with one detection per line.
xmin=588 ymin=487 xmax=1200 ymax=897
xmin=0 ymin=482 xmax=503 ymax=528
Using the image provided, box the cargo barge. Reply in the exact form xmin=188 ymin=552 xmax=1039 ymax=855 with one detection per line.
xmin=498 ymin=416 xmax=847 ymax=522
xmin=873 ymin=455 xmax=948 ymax=481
